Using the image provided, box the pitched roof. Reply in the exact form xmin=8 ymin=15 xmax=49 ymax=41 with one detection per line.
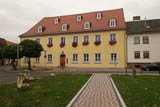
xmin=126 ymin=19 xmax=160 ymax=34
xmin=20 ymin=8 xmax=126 ymax=37
xmin=6 ymin=40 xmax=17 ymax=45
xmin=0 ymin=38 xmax=17 ymax=48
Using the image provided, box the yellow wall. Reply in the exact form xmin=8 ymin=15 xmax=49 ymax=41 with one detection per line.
xmin=20 ymin=30 xmax=126 ymax=68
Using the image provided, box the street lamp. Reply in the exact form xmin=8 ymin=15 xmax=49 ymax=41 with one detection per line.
xmin=16 ymin=46 xmax=22 ymax=71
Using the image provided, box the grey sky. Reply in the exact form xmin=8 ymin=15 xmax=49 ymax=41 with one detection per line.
xmin=0 ymin=0 xmax=160 ymax=43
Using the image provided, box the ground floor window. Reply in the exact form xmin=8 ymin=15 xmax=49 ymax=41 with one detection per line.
xmin=35 ymin=57 xmax=40 ymax=63
xmin=110 ymin=53 xmax=118 ymax=64
xmin=83 ymin=53 xmax=89 ymax=63
xmin=72 ymin=54 xmax=78 ymax=63
xmin=48 ymin=54 xmax=52 ymax=64
xmin=95 ymin=53 xmax=101 ymax=63
xmin=143 ymin=51 xmax=149 ymax=59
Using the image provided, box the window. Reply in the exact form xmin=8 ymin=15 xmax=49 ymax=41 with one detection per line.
xmin=143 ymin=51 xmax=149 ymax=59
xmin=38 ymin=26 xmax=43 ymax=33
xmin=61 ymin=37 xmax=65 ymax=44
xmin=48 ymin=37 xmax=53 ymax=44
xmin=95 ymin=53 xmax=101 ymax=63
xmin=110 ymin=53 xmax=118 ymax=64
xmin=36 ymin=38 xmax=40 ymax=43
xmin=96 ymin=13 xmax=102 ymax=19
xmin=134 ymin=51 xmax=140 ymax=59
xmin=35 ymin=57 xmax=40 ymax=63
xmin=62 ymin=24 xmax=68 ymax=31
xmin=134 ymin=37 xmax=140 ymax=44
xmin=109 ymin=19 xmax=116 ymax=27
xmin=95 ymin=35 xmax=101 ymax=42
xmin=143 ymin=36 xmax=149 ymax=44
xmin=48 ymin=54 xmax=52 ymax=63
xmin=110 ymin=34 xmax=116 ymax=41
xmin=73 ymin=36 xmax=78 ymax=43
xmin=77 ymin=16 xmax=82 ymax=21
xmin=55 ymin=18 xmax=59 ymax=24
xmin=83 ymin=53 xmax=89 ymax=63
xmin=84 ymin=35 xmax=89 ymax=42
xmin=24 ymin=57 xmax=28 ymax=63
xmin=84 ymin=21 xmax=90 ymax=29
xmin=72 ymin=54 xmax=78 ymax=63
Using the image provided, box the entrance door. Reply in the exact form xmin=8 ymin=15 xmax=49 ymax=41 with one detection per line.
xmin=60 ymin=54 xmax=65 ymax=67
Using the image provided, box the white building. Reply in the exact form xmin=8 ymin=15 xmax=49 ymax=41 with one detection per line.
xmin=126 ymin=17 xmax=160 ymax=68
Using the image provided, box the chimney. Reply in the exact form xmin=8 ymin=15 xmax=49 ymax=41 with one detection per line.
xmin=133 ymin=16 xmax=141 ymax=21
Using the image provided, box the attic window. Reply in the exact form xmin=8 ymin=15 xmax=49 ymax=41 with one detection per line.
xmin=109 ymin=19 xmax=117 ymax=27
xmin=96 ymin=13 xmax=102 ymax=19
xmin=55 ymin=18 xmax=59 ymax=24
xmin=38 ymin=26 xmax=43 ymax=33
xmin=77 ymin=16 xmax=82 ymax=21
xmin=84 ymin=21 xmax=91 ymax=29
xmin=62 ymin=24 xmax=68 ymax=31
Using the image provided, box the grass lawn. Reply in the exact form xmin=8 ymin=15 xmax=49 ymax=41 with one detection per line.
xmin=0 ymin=74 xmax=91 ymax=107
xmin=111 ymin=75 xmax=160 ymax=107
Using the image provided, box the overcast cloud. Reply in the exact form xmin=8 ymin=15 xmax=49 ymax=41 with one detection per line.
xmin=0 ymin=0 xmax=160 ymax=43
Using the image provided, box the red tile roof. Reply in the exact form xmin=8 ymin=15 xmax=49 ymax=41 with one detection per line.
xmin=20 ymin=8 xmax=126 ymax=37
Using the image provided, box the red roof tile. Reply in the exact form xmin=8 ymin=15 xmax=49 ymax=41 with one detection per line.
xmin=20 ymin=8 xmax=126 ymax=37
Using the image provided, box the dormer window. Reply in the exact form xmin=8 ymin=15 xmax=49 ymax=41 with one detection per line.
xmin=109 ymin=19 xmax=117 ymax=27
xmin=38 ymin=26 xmax=43 ymax=33
xmin=96 ymin=13 xmax=102 ymax=19
xmin=62 ymin=24 xmax=68 ymax=31
xmin=77 ymin=16 xmax=82 ymax=21
xmin=55 ymin=18 xmax=59 ymax=24
xmin=84 ymin=21 xmax=91 ymax=29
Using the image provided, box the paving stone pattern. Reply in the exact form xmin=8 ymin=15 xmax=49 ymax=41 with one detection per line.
xmin=72 ymin=74 xmax=120 ymax=107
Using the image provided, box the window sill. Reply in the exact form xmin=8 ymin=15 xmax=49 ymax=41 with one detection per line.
xmin=110 ymin=62 xmax=118 ymax=64
xmin=47 ymin=62 xmax=53 ymax=64
xmin=83 ymin=62 xmax=90 ymax=64
xmin=72 ymin=62 xmax=78 ymax=64
xmin=94 ymin=62 xmax=102 ymax=64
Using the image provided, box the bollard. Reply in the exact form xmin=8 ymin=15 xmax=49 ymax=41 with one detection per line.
xmin=132 ymin=67 xmax=136 ymax=78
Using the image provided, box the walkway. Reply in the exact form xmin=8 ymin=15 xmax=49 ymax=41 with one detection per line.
xmin=72 ymin=74 xmax=121 ymax=107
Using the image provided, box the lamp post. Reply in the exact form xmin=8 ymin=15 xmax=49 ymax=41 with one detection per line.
xmin=16 ymin=46 xmax=22 ymax=72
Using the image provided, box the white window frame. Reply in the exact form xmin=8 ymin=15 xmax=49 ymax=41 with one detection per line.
xmin=95 ymin=53 xmax=101 ymax=64
xmin=61 ymin=37 xmax=66 ymax=44
xmin=24 ymin=57 xmax=29 ymax=63
xmin=77 ymin=16 xmax=82 ymax=21
xmin=134 ymin=51 xmax=140 ymax=59
xmin=109 ymin=19 xmax=116 ymax=27
xmin=62 ymin=24 xmax=68 ymax=31
xmin=72 ymin=54 xmax=78 ymax=64
xmin=96 ymin=13 xmax=102 ymax=19
xmin=134 ymin=37 xmax=140 ymax=44
xmin=110 ymin=34 xmax=116 ymax=41
xmin=47 ymin=54 xmax=52 ymax=64
xmin=36 ymin=38 xmax=40 ymax=43
xmin=55 ymin=18 xmax=59 ymax=24
xmin=83 ymin=35 xmax=89 ymax=42
xmin=48 ymin=37 xmax=53 ymax=44
xmin=110 ymin=53 xmax=118 ymax=64
xmin=35 ymin=57 xmax=40 ymax=63
xmin=73 ymin=36 xmax=78 ymax=43
xmin=83 ymin=53 xmax=89 ymax=64
xmin=84 ymin=21 xmax=90 ymax=29
xmin=143 ymin=36 xmax=149 ymax=44
xmin=38 ymin=26 xmax=43 ymax=33
xmin=95 ymin=35 xmax=101 ymax=42
xmin=143 ymin=51 xmax=149 ymax=59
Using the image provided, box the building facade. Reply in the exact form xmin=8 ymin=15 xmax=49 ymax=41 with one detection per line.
xmin=127 ymin=17 xmax=160 ymax=68
xmin=19 ymin=8 xmax=127 ymax=69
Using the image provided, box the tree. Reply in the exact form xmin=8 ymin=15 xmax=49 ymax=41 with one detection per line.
xmin=0 ymin=48 xmax=3 ymax=65
xmin=20 ymin=39 xmax=43 ymax=70
xmin=2 ymin=45 xmax=23 ymax=69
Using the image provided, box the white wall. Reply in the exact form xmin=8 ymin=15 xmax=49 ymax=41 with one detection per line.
xmin=127 ymin=32 xmax=160 ymax=63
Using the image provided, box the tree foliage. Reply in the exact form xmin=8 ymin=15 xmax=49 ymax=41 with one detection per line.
xmin=20 ymin=39 xmax=43 ymax=70
xmin=0 ymin=48 xmax=2 ymax=59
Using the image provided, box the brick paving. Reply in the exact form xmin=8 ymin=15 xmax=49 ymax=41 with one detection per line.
xmin=72 ymin=74 xmax=121 ymax=107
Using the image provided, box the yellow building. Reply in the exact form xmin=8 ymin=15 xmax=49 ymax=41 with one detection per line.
xmin=19 ymin=8 xmax=127 ymax=70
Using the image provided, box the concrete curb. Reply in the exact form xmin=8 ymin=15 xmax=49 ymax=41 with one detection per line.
xmin=66 ymin=74 xmax=94 ymax=107
xmin=109 ymin=75 xmax=126 ymax=107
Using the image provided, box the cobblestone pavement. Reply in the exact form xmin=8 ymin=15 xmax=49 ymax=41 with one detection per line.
xmin=72 ymin=74 xmax=121 ymax=107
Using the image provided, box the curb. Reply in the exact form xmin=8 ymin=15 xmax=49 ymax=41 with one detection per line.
xmin=109 ymin=75 xmax=126 ymax=107
xmin=66 ymin=74 xmax=94 ymax=107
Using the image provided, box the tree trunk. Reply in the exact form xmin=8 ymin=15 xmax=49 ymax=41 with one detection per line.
xmin=28 ymin=57 xmax=31 ymax=70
